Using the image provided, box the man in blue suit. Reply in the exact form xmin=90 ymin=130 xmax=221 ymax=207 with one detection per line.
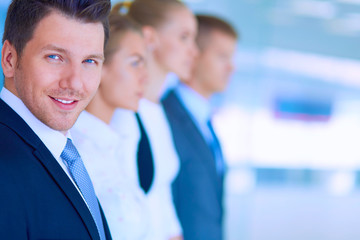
xmin=162 ymin=15 xmax=238 ymax=240
xmin=0 ymin=1 xmax=112 ymax=239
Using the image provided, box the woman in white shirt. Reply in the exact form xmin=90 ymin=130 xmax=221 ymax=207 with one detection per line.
xmin=119 ymin=1 xmax=198 ymax=240
xmin=72 ymin=3 xmax=148 ymax=240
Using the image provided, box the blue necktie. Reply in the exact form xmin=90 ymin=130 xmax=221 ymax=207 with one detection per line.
xmin=61 ymin=138 xmax=106 ymax=240
xmin=207 ymin=119 xmax=225 ymax=176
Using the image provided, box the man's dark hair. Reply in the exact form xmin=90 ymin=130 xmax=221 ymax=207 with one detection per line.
xmin=2 ymin=0 xmax=111 ymax=58
xmin=196 ymin=14 xmax=238 ymax=51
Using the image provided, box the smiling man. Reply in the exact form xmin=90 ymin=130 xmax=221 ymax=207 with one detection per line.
xmin=0 ymin=0 xmax=112 ymax=239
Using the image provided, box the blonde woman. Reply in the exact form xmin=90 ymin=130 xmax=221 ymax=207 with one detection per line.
xmin=72 ymin=3 xmax=148 ymax=239
xmin=115 ymin=0 xmax=198 ymax=239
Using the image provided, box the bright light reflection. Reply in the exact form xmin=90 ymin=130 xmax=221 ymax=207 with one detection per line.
xmin=214 ymin=103 xmax=360 ymax=170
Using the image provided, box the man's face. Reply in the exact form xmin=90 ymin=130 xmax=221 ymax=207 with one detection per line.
xmin=4 ymin=11 xmax=105 ymax=134
xmin=193 ymin=30 xmax=237 ymax=98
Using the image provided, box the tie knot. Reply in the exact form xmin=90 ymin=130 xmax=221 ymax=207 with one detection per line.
xmin=61 ymin=138 xmax=81 ymax=166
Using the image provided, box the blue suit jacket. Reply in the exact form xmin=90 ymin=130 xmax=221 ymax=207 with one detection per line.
xmin=162 ymin=90 xmax=224 ymax=240
xmin=0 ymin=99 xmax=112 ymax=240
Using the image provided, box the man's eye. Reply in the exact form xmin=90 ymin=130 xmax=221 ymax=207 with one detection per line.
xmin=84 ymin=59 xmax=96 ymax=64
xmin=48 ymin=55 xmax=60 ymax=60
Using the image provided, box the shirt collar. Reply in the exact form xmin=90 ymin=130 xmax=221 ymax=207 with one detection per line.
xmin=74 ymin=110 xmax=119 ymax=150
xmin=0 ymin=87 xmax=68 ymax=160
xmin=175 ymin=82 xmax=212 ymax=125
xmin=110 ymin=108 xmax=138 ymax=138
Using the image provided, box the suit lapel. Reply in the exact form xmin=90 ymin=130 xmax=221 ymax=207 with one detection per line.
xmin=33 ymin=149 xmax=100 ymax=240
xmin=163 ymin=91 xmax=223 ymax=193
xmin=0 ymin=99 xmax=101 ymax=240
xmin=100 ymin=203 xmax=112 ymax=240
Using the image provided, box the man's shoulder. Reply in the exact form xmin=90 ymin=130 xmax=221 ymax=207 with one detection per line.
xmin=162 ymin=90 xmax=188 ymax=117
xmin=0 ymin=98 xmax=22 ymax=127
xmin=0 ymin=99 xmax=38 ymax=162
xmin=0 ymin=98 xmax=43 ymax=151
xmin=0 ymin=123 xmax=33 ymax=160
xmin=0 ymin=122 xmax=22 ymax=142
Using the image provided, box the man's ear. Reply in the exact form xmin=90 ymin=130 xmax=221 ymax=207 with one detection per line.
xmin=1 ymin=40 xmax=18 ymax=78
xmin=142 ymin=26 xmax=159 ymax=52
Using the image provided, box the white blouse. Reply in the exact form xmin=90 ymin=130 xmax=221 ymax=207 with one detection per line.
xmin=110 ymin=108 xmax=141 ymax=186
xmin=137 ymin=99 xmax=182 ymax=240
xmin=72 ymin=111 xmax=150 ymax=240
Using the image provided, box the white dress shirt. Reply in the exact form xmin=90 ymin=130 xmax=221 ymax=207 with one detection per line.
xmin=137 ymin=98 xmax=182 ymax=240
xmin=72 ymin=110 xmax=150 ymax=240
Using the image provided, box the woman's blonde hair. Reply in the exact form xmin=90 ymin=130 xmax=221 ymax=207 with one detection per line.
xmin=128 ymin=0 xmax=186 ymax=28
xmin=104 ymin=2 xmax=142 ymax=64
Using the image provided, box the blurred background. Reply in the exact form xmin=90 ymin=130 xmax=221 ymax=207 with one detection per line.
xmin=1 ymin=0 xmax=360 ymax=239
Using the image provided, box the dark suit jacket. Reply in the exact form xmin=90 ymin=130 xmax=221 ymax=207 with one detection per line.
xmin=0 ymin=99 xmax=112 ymax=240
xmin=162 ymin=90 xmax=224 ymax=240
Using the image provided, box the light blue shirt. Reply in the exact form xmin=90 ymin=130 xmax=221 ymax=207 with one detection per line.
xmin=175 ymin=83 xmax=225 ymax=174
xmin=175 ymin=83 xmax=213 ymax=145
